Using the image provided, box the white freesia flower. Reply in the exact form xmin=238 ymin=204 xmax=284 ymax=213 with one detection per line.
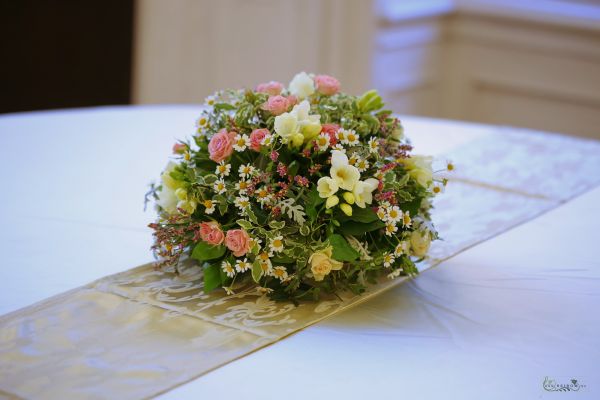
xmin=352 ymin=178 xmax=379 ymax=208
xmin=330 ymin=150 xmax=360 ymax=191
xmin=291 ymin=100 xmax=321 ymax=142
xmin=317 ymin=177 xmax=339 ymax=198
xmin=410 ymin=229 xmax=431 ymax=257
xmin=289 ymin=71 xmax=315 ymax=99
xmin=274 ymin=112 xmax=298 ymax=142
xmin=156 ymin=162 xmax=179 ymax=214
xmin=403 ymin=155 xmax=433 ymax=188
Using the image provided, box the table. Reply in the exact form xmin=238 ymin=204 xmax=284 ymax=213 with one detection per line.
xmin=1 ymin=106 xmax=598 ymax=399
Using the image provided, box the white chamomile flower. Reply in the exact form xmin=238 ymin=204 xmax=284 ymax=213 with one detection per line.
xmin=203 ymin=199 xmax=216 ymax=214
xmin=385 ymin=222 xmax=398 ymax=237
xmin=213 ymin=179 xmax=227 ymax=194
xmin=197 ymin=116 xmax=208 ymax=128
xmin=316 ymin=133 xmax=330 ymax=151
xmin=249 ymin=237 xmax=262 ymax=251
xmin=332 ymin=143 xmax=346 ymax=153
xmin=269 ymin=236 xmax=284 ymax=253
xmin=256 ymin=187 xmax=273 ymax=206
xmin=235 ymin=258 xmax=251 ymax=273
xmin=402 ymin=210 xmax=412 ymax=228
xmin=233 ymin=134 xmax=250 ymax=152
xmin=272 ymin=266 xmax=288 ymax=281
xmin=368 ymin=137 xmax=379 ymax=154
xmin=383 ymin=252 xmax=395 ymax=268
xmin=238 ymin=164 xmax=256 ymax=178
xmin=257 ymin=251 xmax=273 ymax=275
xmin=343 ymin=129 xmax=359 ymax=146
xmin=261 ymin=133 xmax=273 ymax=147
xmin=379 ymin=201 xmax=391 ymax=212
xmin=387 ymin=269 xmax=402 ymax=279
xmin=234 ymin=196 xmax=250 ymax=210
xmin=386 ymin=206 xmax=402 ymax=224
xmin=204 ymin=95 xmax=216 ymax=106
xmin=356 ymin=158 xmax=369 ymax=172
xmin=222 ymin=260 xmax=236 ymax=278
xmin=336 ymin=129 xmax=347 ymax=144
xmin=394 ymin=241 xmax=409 ymax=257
xmin=376 ymin=207 xmax=387 ymax=221
xmin=446 ymin=160 xmax=455 ymax=172
xmin=348 ymin=154 xmax=358 ymax=166
xmin=215 ymin=161 xmax=231 ymax=177
xmin=235 ymin=179 xmax=251 ymax=194
xmin=432 ymin=182 xmax=445 ymax=195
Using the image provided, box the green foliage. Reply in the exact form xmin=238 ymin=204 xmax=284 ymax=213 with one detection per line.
xmin=191 ymin=242 xmax=226 ymax=261
xmin=328 ymin=234 xmax=359 ymax=261
xmin=203 ymin=263 xmax=222 ymax=292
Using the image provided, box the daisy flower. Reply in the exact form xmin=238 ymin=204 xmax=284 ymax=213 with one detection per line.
xmin=213 ymin=179 xmax=227 ymax=194
xmin=238 ymin=164 xmax=255 ymax=178
xmin=315 ymin=133 xmax=330 ymax=151
xmin=385 ymin=222 xmax=398 ymax=236
xmin=248 ymin=237 xmax=262 ymax=251
xmin=235 ymin=258 xmax=251 ymax=273
xmin=234 ymin=196 xmax=250 ymax=210
xmin=336 ymin=129 xmax=347 ymax=143
xmin=348 ymin=154 xmax=358 ymax=166
xmin=197 ymin=116 xmax=208 ymax=128
xmin=221 ymin=260 xmax=235 ymax=278
xmin=383 ymin=252 xmax=395 ymax=268
xmin=272 ymin=266 xmax=288 ymax=281
xmin=233 ymin=134 xmax=250 ymax=152
xmin=432 ymin=182 xmax=445 ymax=195
xmin=215 ymin=161 xmax=231 ymax=177
xmin=257 ymin=251 xmax=273 ymax=274
xmin=368 ymin=137 xmax=379 ymax=154
xmin=386 ymin=206 xmax=402 ymax=224
xmin=269 ymin=236 xmax=284 ymax=253
xmin=394 ymin=241 xmax=409 ymax=257
xmin=235 ymin=179 xmax=251 ymax=194
xmin=402 ymin=210 xmax=412 ymax=228
xmin=261 ymin=134 xmax=273 ymax=147
xmin=343 ymin=129 xmax=359 ymax=146
xmin=332 ymin=143 xmax=346 ymax=153
xmin=446 ymin=160 xmax=455 ymax=172
xmin=376 ymin=207 xmax=387 ymax=221
xmin=387 ymin=269 xmax=402 ymax=279
xmin=203 ymin=199 xmax=216 ymax=214
xmin=204 ymin=95 xmax=216 ymax=106
xmin=356 ymin=158 xmax=369 ymax=172
xmin=255 ymin=187 xmax=272 ymax=205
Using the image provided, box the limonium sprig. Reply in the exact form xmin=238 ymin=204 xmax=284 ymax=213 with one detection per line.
xmin=147 ymin=72 xmax=450 ymax=302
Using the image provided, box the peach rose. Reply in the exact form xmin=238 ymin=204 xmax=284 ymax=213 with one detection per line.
xmin=314 ymin=75 xmax=340 ymax=95
xmin=199 ymin=221 xmax=224 ymax=246
xmin=208 ymin=129 xmax=235 ymax=163
xmin=321 ymin=123 xmax=340 ymax=145
xmin=225 ymin=229 xmax=251 ymax=257
xmin=262 ymin=95 xmax=291 ymax=116
xmin=249 ymin=128 xmax=269 ymax=152
xmin=256 ymin=81 xmax=284 ymax=96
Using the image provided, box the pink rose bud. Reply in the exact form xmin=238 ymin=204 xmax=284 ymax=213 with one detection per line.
xmin=286 ymin=95 xmax=298 ymax=107
xmin=262 ymin=95 xmax=291 ymax=116
xmin=172 ymin=143 xmax=187 ymax=154
xmin=249 ymin=128 xmax=269 ymax=151
xmin=314 ymin=75 xmax=340 ymax=95
xmin=199 ymin=221 xmax=225 ymax=246
xmin=256 ymin=81 xmax=284 ymax=96
xmin=208 ymin=129 xmax=235 ymax=163
xmin=225 ymin=229 xmax=251 ymax=257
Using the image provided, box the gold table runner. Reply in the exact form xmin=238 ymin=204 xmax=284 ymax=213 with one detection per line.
xmin=1 ymin=129 xmax=599 ymax=400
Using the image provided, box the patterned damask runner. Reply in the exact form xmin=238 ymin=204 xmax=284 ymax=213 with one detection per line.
xmin=1 ymin=128 xmax=599 ymax=400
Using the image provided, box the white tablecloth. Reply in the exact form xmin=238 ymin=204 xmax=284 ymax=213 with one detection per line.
xmin=1 ymin=106 xmax=598 ymax=399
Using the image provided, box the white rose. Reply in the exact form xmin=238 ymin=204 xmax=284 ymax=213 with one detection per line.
xmin=410 ymin=230 xmax=431 ymax=257
xmin=274 ymin=112 xmax=299 ymax=142
xmin=289 ymin=72 xmax=315 ymax=99
xmin=317 ymin=177 xmax=339 ymax=198
xmin=352 ymin=178 xmax=379 ymax=208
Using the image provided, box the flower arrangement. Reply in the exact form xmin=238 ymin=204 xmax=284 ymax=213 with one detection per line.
xmin=148 ymin=72 xmax=450 ymax=302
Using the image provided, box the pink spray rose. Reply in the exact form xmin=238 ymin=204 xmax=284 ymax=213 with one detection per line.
xmin=262 ymin=95 xmax=291 ymax=116
xmin=172 ymin=143 xmax=187 ymax=154
xmin=256 ymin=81 xmax=284 ymax=96
xmin=314 ymin=75 xmax=340 ymax=95
xmin=249 ymin=128 xmax=270 ymax=151
xmin=199 ymin=221 xmax=225 ymax=246
xmin=321 ymin=123 xmax=340 ymax=145
xmin=286 ymin=95 xmax=298 ymax=107
xmin=208 ymin=129 xmax=235 ymax=163
xmin=225 ymin=229 xmax=251 ymax=257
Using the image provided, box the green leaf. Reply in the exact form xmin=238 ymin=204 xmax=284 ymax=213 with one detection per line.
xmin=191 ymin=242 xmax=226 ymax=261
xmin=251 ymin=260 xmax=263 ymax=283
xmin=272 ymin=254 xmax=295 ymax=264
xmin=214 ymin=102 xmax=236 ymax=111
xmin=268 ymin=220 xmax=285 ymax=230
xmin=246 ymin=207 xmax=259 ymax=224
xmin=203 ymin=263 xmax=222 ymax=293
xmin=288 ymin=161 xmax=299 ymax=177
xmin=300 ymin=225 xmax=311 ymax=236
xmin=347 ymin=207 xmax=379 ymax=223
xmin=237 ymin=219 xmax=253 ymax=230
xmin=338 ymin=220 xmax=386 ymax=236
xmin=328 ymin=234 xmax=359 ymax=261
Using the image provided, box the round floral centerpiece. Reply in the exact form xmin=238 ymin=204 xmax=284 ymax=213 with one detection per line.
xmin=148 ymin=72 xmax=449 ymax=302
